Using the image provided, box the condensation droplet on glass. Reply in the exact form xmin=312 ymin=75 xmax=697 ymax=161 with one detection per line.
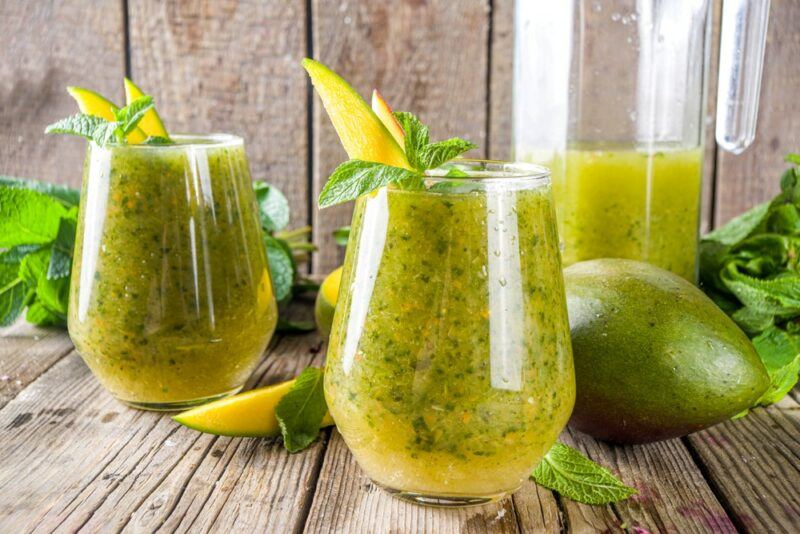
xmin=621 ymin=15 xmax=630 ymax=25
xmin=344 ymin=16 xmax=352 ymax=24
xmin=611 ymin=12 xmax=621 ymax=22
xmin=498 ymin=277 xmax=507 ymax=287
xmin=626 ymin=36 xmax=633 ymax=44
xmin=493 ymin=250 xmax=501 ymax=257
xmin=629 ymin=110 xmax=637 ymax=121
xmin=481 ymin=265 xmax=488 ymax=277
xmin=592 ymin=1 xmax=602 ymax=12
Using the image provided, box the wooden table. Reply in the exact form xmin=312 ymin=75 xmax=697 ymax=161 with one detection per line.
xmin=1 ymin=302 xmax=798 ymax=534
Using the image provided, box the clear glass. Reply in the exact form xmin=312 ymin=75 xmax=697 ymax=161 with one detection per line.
xmin=325 ymin=161 xmax=575 ymax=507
xmin=513 ymin=0 xmax=767 ymax=281
xmin=68 ymin=135 xmax=278 ymax=410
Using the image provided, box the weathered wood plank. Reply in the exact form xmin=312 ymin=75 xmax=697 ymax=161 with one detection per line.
xmin=0 ymin=0 xmax=126 ymax=188
xmin=685 ymin=396 xmax=800 ymax=532
xmin=310 ymin=0 xmax=490 ymax=274
xmin=0 ymin=327 xmax=73 ymax=409
xmin=0 ymin=333 xmax=326 ymax=533
xmin=565 ymin=429 xmax=736 ymax=533
xmin=303 ymin=430 xmax=520 ymax=534
xmin=713 ymin=0 xmax=800 ymax=226
xmin=127 ymin=0 xmax=310 ymax=228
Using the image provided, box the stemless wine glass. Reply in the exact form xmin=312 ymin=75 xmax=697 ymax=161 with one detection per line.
xmin=68 ymin=134 xmax=278 ymax=410
xmin=325 ymin=160 xmax=575 ymax=506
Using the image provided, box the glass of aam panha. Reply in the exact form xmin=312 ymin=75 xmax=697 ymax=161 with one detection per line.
xmin=68 ymin=134 xmax=278 ymax=410
xmin=324 ymin=160 xmax=576 ymax=506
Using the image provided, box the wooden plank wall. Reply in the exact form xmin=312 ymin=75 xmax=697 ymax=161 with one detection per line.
xmin=1 ymin=0 xmax=799 ymax=273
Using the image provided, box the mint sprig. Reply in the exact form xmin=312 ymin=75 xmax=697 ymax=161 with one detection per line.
xmin=318 ymin=111 xmax=476 ymax=208
xmin=275 ymin=366 xmax=328 ymax=452
xmin=44 ymin=96 xmax=162 ymax=146
xmin=532 ymin=443 xmax=637 ymax=505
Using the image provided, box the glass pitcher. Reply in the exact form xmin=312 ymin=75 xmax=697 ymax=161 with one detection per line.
xmin=513 ymin=0 xmax=770 ymax=281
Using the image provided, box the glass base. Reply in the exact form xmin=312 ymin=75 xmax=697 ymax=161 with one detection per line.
xmin=117 ymin=386 xmax=243 ymax=411
xmin=381 ymin=484 xmax=513 ymax=508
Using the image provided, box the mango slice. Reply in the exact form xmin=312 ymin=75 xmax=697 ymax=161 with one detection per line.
xmin=302 ymin=58 xmax=410 ymax=169
xmin=123 ymin=77 xmax=169 ymax=138
xmin=371 ymin=90 xmax=405 ymax=147
xmin=173 ymin=379 xmax=334 ymax=437
xmin=66 ymin=86 xmax=147 ymax=143
xmin=315 ymin=266 xmax=342 ymax=337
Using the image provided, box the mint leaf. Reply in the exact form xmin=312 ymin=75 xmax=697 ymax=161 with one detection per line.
xmin=254 ymin=182 xmax=290 ymax=232
xmin=532 ymin=443 xmax=636 ymax=505
xmin=25 ymin=298 xmax=63 ymax=326
xmin=394 ymin=112 xmax=429 ymax=170
xmin=20 ymin=248 xmax=69 ymax=322
xmin=0 ymin=187 xmax=69 ymax=248
xmin=114 ymin=96 xmax=154 ymax=136
xmin=0 ymin=261 xmax=27 ymax=327
xmin=275 ymin=367 xmax=328 ymax=452
xmin=47 ymin=216 xmax=76 ymax=280
xmin=45 ymin=114 xmax=119 ymax=145
xmin=752 ymin=326 xmax=800 ymax=405
xmin=143 ymin=136 xmax=174 ymax=146
xmin=1 ymin=244 xmax=44 ymax=264
xmin=264 ymin=234 xmax=294 ymax=302
xmin=418 ymin=138 xmax=476 ymax=170
xmin=0 ymin=176 xmax=79 ymax=207
xmin=275 ymin=318 xmax=316 ymax=334
xmin=333 ymin=226 xmax=350 ymax=247
xmin=318 ymin=160 xmax=420 ymax=208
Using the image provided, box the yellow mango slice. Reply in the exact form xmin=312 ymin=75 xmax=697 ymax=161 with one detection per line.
xmin=66 ymin=86 xmax=147 ymax=143
xmin=315 ymin=266 xmax=342 ymax=337
xmin=371 ymin=89 xmax=405 ymax=147
xmin=123 ymin=77 xmax=170 ymax=138
xmin=302 ymin=58 xmax=410 ymax=169
xmin=173 ymin=379 xmax=334 ymax=437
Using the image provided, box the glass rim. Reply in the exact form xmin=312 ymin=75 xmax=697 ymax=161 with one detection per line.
xmin=94 ymin=133 xmax=243 ymax=150
xmin=422 ymin=159 xmax=550 ymax=184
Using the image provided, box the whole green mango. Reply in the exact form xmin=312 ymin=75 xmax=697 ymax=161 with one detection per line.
xmin=564 ymin=259 xmax=769 ymax=443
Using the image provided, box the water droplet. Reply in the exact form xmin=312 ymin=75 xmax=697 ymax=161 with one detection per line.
xmin=611 ymin=12 xmax=622 ymax=22
xmin=493 ymin=250 xmax=501 ymax=257
xmin=498 ymin=277 xmax=507 ymax=287
xmin=592 ymin=1 xmax=602 ymax=12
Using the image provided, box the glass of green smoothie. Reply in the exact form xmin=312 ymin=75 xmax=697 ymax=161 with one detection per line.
xmin=68 ymin=134 xmax=278 ymax=410
xmin=325 ymin=160 xmax=575 ymax=506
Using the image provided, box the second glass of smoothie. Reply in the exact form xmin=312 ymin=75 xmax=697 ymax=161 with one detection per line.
xmin=325 ymin=160 xmax=575 ymax=506
xmin=69 ymin=134 xmax=277 ymax=410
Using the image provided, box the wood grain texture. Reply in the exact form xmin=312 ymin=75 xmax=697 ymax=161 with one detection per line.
xmin=0 ymin=332 xmax=327 ymax=533
xmin=310 ymin=0 xmax=490 ymax=274
xmin=0 ymin=324 xmax=74 ymax=409
xmin=303 ymin=430 xmax=520 ymax=534
xmin=0 ymin=0 xmax=125 ymax=188
xmin=686 ymin=396 xmax=800 ymax=533
xmin=487 ymin=0 xmax=513 ymax=161
xmin=713 ymin=0 xmax=800 ymax=226
xmin=127 ymin=0 xmax=310 ymax=228
xmin=564 ymin=429 xmax=736 ymax=533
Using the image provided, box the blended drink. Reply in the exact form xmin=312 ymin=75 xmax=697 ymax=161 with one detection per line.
xmin=69 ymin=135 xmax=277 ymax=409
xmin=547 ymin=145 xmax=703 ymax=281
xmin=325 ymin=164 xmax=575 ymax=503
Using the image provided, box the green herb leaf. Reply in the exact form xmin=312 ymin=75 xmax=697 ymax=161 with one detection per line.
xmin=318 ymin=160 xmax=420 ymax=208
xmin=0 ymin=261 xmax=27 ymax=327
xmin=45 ymin=113 xmax=119 ymax=145
xmin=418 ymin=138 xmax=476 ymax=170
xmin=0 ymin=187 xmax=69 ymax=248
xmin=25 ymin=298 xmax=63 ymax=326
xmin=19 ymin=248 xmax=68 ymax=322
xmin=532 ymin=443 xmax=637 ymax=505
xmin=0 ymin=176 xmax=79 ymax=207
xmin=142 ymin=136 xmax=174 ymax=146
xmin=276 ymin=318 xmax=316 ymax=334
xmin=394 ymin=112 xmax=429 ymax=170
xmin=333 ymin=226 xmax=350 ymax=247
xmin=47 ymin=216 xmax=76 ymax=280
xmin=113 ymin=96 xmax=154 ymax=136
xmin=275 ymin=366 xmax=328 ymax=452
xmin=254 ymin=182 xmax=290 ymax=232
xmin=264 ymin=235 xmax=294 ymax=302
xmin=751 ymin=326 xmax=800 ymax=406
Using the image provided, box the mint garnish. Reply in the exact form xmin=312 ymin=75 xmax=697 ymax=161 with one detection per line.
xmin=275 ymin=366 xmax=328 ymax=452
xmin=318 ymin=111 xmax=476 ymax=208
xmin=45 ymin=96 xmax=163 ymax=146
xmin=532 ymin=443 xmax=637 ymax=505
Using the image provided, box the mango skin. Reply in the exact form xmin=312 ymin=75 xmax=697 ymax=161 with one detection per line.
xmin=564 ymin=259 xmax=769 ymax=444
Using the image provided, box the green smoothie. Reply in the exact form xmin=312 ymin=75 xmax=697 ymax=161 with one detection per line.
xmin=545 ymin=145 xmax=703 ymax=281
xmin=68 ymin=135 xmax=277 ymax=409
xmin=325 ymin=174 xmax=575 ymax=501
